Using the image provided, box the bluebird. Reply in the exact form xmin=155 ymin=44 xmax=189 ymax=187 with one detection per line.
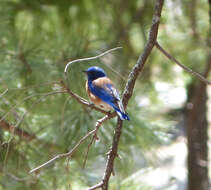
xmin=83 ymin=66 xmax=129 ymax=120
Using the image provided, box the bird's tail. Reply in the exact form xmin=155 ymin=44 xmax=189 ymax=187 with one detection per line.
xmin=113 ymin=100 xmax=130 ymax=120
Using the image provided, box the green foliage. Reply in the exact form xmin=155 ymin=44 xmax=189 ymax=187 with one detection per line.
xmin=0 ymin=0 xmax=210 ymax=189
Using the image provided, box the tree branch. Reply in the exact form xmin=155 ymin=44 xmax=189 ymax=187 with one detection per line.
xmin=0 ymin=89 xmax=8 ymax=98
xmin=28 ymin=0 xmax=211 ymax=188
xmin=29 ymin=114 xmax=115 ymax=174
xmin=155 ymin=42 xmax=211 ymax=85
xmin=64 ymin=47 xmax=122 ymax=73
xmin=87 ymin=182 xmax=103 ymax=190
xmin=29 ymin=128 xmax=97 ymax=173
xmin=89 ymin=0 xmax=164 ymax=189
xmin=122 ymin=0 xmax=164 ymax=107
xmin=30 ymin=0 xmax=165 ymax=184
xmin=30 ymin=47 xmax=126 ymax=174
xmin=0 ymin=119 xmax=36 ymax=141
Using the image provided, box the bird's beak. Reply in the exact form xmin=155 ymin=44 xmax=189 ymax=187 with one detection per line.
xmin=82 ymin=70 xmax=87 ymax=73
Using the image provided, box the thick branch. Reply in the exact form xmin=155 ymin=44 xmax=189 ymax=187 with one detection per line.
xmin=101 ymin=119 xmax=123 ymax=190
xmin=122 ymin=0 xmax=164 ymax=107
xmin=88 ymin=0 xmax=164 ymax=189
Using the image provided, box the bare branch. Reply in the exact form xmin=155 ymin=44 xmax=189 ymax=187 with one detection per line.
xmin=87 ymin=182 xmax=103 ymax=190
xmin=83 ymin=135 xmax=96 ymax=169
xmin=64 ymin=47 xmax=122 ymax=73
xmin=0 ymin=89 xmax=8 ymax=98
xmin=88 ymin=0 xmax=165 ymax=189
xmin=29 ymin=114 xmax=115 ymax=174
xmin=155 ymin=42 xmax=211 ymax=85
xmin=6 ymin=172 xmax=31 ymax=182
xmin=101 ymin=119 xmax=123 ymax=190
xmin=122 ymin=0 xmax=164 ymax=108
xmin=83 ymin=115 xmax=114 ymax=168
xmin=29 ymin=128 xmax=97 ymax=173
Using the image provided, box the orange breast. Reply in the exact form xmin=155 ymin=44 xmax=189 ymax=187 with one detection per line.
xmin=86 ymin=81 xmax=102 ymax=105
xmin=85 ymin=80 xmax=112 ymax=110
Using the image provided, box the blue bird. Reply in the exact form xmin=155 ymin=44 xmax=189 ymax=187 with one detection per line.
xmin=83 ymin=66 xmax=129 ymax=120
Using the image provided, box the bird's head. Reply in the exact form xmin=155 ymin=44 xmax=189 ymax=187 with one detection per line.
xmin=83 ymin=66 xmax=106 ymax=81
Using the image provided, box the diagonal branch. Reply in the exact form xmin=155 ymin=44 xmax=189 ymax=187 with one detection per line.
xmin=29 ymin=114 xmax=115 ymax=174
xmin=0 ymin=89 xmax=8 ymax=98
xmin=155 ymin=42 xmax=211 ymax=85
xmin=122 ymin=0 xmax=164 ymax=108
xmin=88 ymin=0 xmax=165 ymax=189
xmin=29 ymin=128 xmax=97 ymax=173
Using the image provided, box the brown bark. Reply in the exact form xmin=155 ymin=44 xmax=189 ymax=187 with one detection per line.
xmin=0 ymin=119 xmax=61 ymax=152
xmin=187 ymin=1 xmax=211 ymax=189
xmin=0 ymin=119 xmax=36 ymax=141
xmin=88 ymin=0 xmax=165 ymax=189
xmin=186 ymin=59 xmax=211 ymax=190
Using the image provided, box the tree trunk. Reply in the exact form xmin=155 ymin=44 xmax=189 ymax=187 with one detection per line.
xmin=186 ymin=57 xmax=211 ymax=190
xmin=186 ymin=80 xmax=209 ymax=190
xmin=186 ymin=1 xmax=211 ymax=189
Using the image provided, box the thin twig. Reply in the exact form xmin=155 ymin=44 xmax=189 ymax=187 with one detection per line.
xmin=155 ymin=41 xmax=211 ymax=85
xmin=29 ymin=128 xmax=97 ymax=173
xmin=83 ymin=136 xmax=96 ymax=169
xmin=0 ymin=89 xmax=8 ymax=98
xmin=83 ymin=115 xmax=112 ymax=168
xmin=6 ymin=172 xmax=31 ymax=182
xmin=64 ymin=47 xmax=122 ymax=73
xmin=87 ymin=182 xmax=103 ymax=190
xmin=29 ymin=114 xmax=115 ymax=174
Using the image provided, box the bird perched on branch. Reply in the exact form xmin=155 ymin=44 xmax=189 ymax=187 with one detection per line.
xmin=83 ymin=66 xmax=129 ymax=120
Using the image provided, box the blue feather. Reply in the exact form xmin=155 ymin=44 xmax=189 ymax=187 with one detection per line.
xmin=85 ymin=66 xmax=129 ymax=120
xmin=89 ymin=82 xmax=130 ymax=120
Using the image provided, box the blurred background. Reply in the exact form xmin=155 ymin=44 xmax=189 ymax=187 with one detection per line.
xmin=0 ymin=0 xmax=211 ymax=190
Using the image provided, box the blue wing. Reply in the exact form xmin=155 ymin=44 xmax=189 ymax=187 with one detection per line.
xmin=89 ymin=78 xmax=129 ymax=120
xmin=89 ymin=82 xmax=119 ymax=106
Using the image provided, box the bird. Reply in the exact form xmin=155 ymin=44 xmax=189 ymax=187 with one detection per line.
xmin=83 ymin=66 xmax=129 ymax=120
